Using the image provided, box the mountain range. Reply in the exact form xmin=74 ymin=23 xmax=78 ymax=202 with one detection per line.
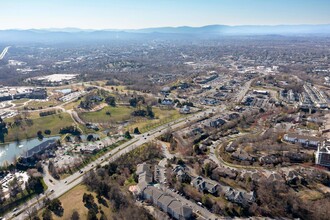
xmin=1 ymin=24 xmax=330 ymax=43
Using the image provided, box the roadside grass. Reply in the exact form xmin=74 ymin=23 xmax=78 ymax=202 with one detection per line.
xmin=4 ymin=113 xmax=75 ymax=142
xmin=38 ymin=184 xmax=112 ymax=220
xmin=78 ymin=106 xmax=132 ymax=123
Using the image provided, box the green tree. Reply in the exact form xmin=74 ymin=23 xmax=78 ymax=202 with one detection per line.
xmin=105 ymin=96 xmax=116 ymax=107
xmin=133 ymin=127 xmax=140 ymax=134
xmin=124 ymin=131 xmax=132 ymax=139
xmin=42 ymin=209 xmax=52 ymax=220
xmin=0 ymin=116 xmax=8 ymax=143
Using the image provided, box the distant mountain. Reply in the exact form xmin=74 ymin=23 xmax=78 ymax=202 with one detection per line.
xmin=1 ymin=24 xmax=330 ymax=43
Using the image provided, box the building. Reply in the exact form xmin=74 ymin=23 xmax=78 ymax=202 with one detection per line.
xmin=283 ymin=133 xmax=325 ymax=147
xmin=191 ymin=176 xmax=219 ymax=194
xmin=142 ymin=186 xmax=192 ymax=220
xmin=209 ymin=118 xmax=226 ymax=128
xmin=19 ymin=139 xmax=58 ymax=165
xmin=224 ymin=187 xmax=255 ymax=206
xmin=179 ymin=105 xmax=191 ymax=114
xmin=315 ymin=140 xmax=330 ymax=167
xmin=135 ymin=163 xmax=192 ymax=220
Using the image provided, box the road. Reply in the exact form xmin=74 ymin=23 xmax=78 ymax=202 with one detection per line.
xmin=0 ymin=46 xmax=10 ymax=60
xmin=6 ymin=107 xmax=216 ymax=220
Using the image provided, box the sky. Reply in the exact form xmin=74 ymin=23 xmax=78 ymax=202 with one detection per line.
xmin=0 ymin=0 xmax=330 ymax=30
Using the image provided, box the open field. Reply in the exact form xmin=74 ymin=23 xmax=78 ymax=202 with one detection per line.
xmin=78 ymin=106 xmax=133 ymax=123
xmin=4 ymin=113 xmax=75 ymax=142
xmin=128 ymin=108 xmax=183 ymax=133
xmin=38 ymin=184 xmax=112 ymax=220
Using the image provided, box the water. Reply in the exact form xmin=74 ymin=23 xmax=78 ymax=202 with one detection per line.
xmin=56 ymin=88 xmax=72 ymax=94
xmin=0 ymin=136 xmax=60 ymax=166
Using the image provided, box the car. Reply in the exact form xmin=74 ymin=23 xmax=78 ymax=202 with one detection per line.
xmin=64 ymin=181 xmax=67 ymax=183
xmin=79 ymin=170 xmax=83 ymax=174
xmin=13 ymin=208 xmax=18 ymax=212
xmin=49 ymin=179 xmax=53 ymax=183
xmin=51 ymin=189 xmax=54 ymax=192
xmin=101 ymin=158 xmax=103 ymax=161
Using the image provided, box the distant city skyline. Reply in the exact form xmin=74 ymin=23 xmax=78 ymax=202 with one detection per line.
xmin=1 ymin=0 xmax=330 ymax=30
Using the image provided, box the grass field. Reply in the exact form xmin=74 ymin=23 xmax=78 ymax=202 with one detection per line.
xmin=38 ymin=184 xmax=112 ymax=220
xmin=78 ymin=106 xmax=133 ymax=123
xmin=128 ymin=107 xmax=183 ymax=133
xmin=23 ymin=100 xmax=60 ymax=109
xmin=5 ymin=113 xmax=75 ymax=142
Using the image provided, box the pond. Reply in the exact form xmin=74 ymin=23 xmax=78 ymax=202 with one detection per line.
xmin=0 ymin=136 xmax=60 ymax=166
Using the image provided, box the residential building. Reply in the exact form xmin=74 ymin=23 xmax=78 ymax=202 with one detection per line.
xmin=283 ymin=133 xmax=325 ymax=147
xmin=191 ymin=176 xmax=219 ymax=194
xmin=142 ymin=186 xmax=192 ymax=220
xmin=315 ymin=141 xmax=330 ymax=167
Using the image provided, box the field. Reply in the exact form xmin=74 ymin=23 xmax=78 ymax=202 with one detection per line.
xmin=5 ymin=113 xmax=75 ymax=142
xmin=128 ymin=107 xmax=183 ymax=133
xmin=38 ymin=184 xmax=112 ymax=219
xmin=78 ymin=106 xmax=133 ymax=123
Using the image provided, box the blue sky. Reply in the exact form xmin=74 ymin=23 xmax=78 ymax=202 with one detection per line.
xmin=0 ymin=0 xmax=330 ymax=29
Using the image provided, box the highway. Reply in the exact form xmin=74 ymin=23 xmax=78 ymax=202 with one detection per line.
xmin=5 ymin=107 xmax=216 ymax=220
xmin=0 ymin=46 xmax=10 ymax=60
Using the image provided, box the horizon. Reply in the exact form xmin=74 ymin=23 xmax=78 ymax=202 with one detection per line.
xmin=1 ymin=23 xmax=330 ymax=31
xmin=1 ymin=0 xmax=330 ymax=30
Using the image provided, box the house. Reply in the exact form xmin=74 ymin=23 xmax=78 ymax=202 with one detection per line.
xmin=172 ymin=165 xmax=190 ymax=182
xmin=224 ymin=187 xmax=255 ymax=206
xmin=209 ymin=118 xmax=226 ymax=128
xmin=136 ymin=163 xmax=154 ymax=193
xmin=283 ymin=133 xmax=325 ymax=147
xmin=180 ymin=105 xmax=191 ymax=114
xmin=142 ymin=186 xmax=192 ymax=220
xmin=161 ymin=99 xmax=174 ymax=106
xmin=231 ymin=149 xmax=254 ymax=162
xmin=315 ymin=140 xmax=330 ymax=167
xmin=191 ymin=176 xmax=219 ymax=194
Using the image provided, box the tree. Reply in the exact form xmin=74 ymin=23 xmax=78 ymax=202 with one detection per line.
xmin=124 ymin=131 xmax=132 ymax=139
xmin=0 ymin=116 xmax=8 ymax=143
xmin=71 ymin=210 xmax=80 ymax=220
xmin=8 ymin=176 xmax=22 ymax=198
xmin=37 ymin=130 xmax=44 ymax=140
xmin=133 ymin=127 xmax=140 ymax=134
xmin=42 ymin=208 xmax=53 ymax=220
xmin=146 ymin=105 xmax=154 ymax=118
xmin=87 ymin=209 xmax=98 ymax=220
xmin=105 ymin=96 xmax=116 ymax=107
xmin=47 ymin=198 xmax=64 ymax=216
xmin=87 ymin=134 xmax=95 ymax=142
xmin=25 ymin=206 xmax=38 ymax=220
xmin=129 ymin=98 xmax=138 ymax=107
xmin=0 ymin=184 xmax=5 ymax=205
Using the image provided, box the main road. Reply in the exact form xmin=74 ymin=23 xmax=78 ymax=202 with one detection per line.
xmin=6 ymin=107 xmax=217 ymax=220
xmin=0 ymin=46 xmax=10 ymax=60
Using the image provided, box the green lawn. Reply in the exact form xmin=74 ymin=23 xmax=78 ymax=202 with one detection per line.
xmin=78 ymin=106 xmax=133 ymax=123
xmin=5 ymin=113 xmax=75 ymax=142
